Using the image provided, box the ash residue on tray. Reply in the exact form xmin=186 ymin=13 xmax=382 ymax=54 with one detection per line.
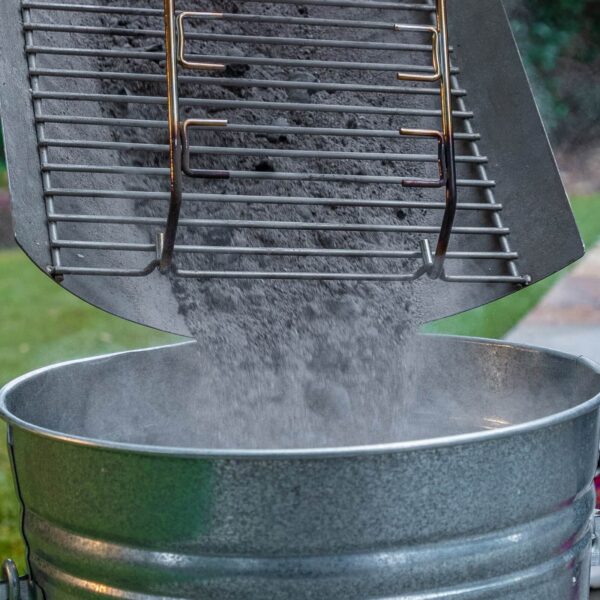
xmin=95 ymin=0 xmax=437 ymax=448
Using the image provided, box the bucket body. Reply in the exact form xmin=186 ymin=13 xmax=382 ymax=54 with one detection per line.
xmin=1 ymin=335 xmax=599 ymax=599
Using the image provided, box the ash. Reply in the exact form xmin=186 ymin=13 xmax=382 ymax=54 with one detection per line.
xmin=95 ymin=0 xmax=438 ymax=448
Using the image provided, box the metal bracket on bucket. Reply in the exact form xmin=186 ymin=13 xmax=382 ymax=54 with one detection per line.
xmin=395 ymin=0 xmax=457 ymax=279
xmin=0 ymin=560 xmax=37 ymax=600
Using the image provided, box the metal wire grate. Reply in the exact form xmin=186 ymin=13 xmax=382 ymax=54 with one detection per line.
xmin=21 ymin=0 xmax=530 ymax=285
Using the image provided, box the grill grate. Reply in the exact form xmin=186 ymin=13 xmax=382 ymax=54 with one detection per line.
xmin=20 ymin=0 xmax=529 ymax=285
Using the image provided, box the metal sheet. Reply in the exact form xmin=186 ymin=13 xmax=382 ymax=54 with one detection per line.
xmin=0 ymin=0 xmax=584 ymax=333
xmin=449 ymin=0 xmax=584 ymax=283
xmin=0 ymin=0 xmax=51 ymax=270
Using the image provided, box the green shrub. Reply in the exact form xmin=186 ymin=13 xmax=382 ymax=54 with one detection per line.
xmin=510 ymin=0 xmax=600 ymax=141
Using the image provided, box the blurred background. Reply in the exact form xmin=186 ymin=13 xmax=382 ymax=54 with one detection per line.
xmin=0 ymin=0 xmax=599 ymax=567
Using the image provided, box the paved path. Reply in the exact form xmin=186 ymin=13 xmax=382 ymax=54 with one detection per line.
xmin=507 ymin=243 xmax=600 ymax=365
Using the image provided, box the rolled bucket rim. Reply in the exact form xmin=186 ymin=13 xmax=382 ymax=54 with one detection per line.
xmin=1 ymin=334 xmax=599 ymax=460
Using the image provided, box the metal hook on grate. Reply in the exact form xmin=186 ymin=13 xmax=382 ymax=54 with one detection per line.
xmin=160 ymin=3 xmax=226 ymax=272
xmin=395 ymin=0 xmax=457 ymax=279
xmin=180 ymin=118 xmax=230 ymax=179
xmin=398 ymin=128 xmax=447 ymax=188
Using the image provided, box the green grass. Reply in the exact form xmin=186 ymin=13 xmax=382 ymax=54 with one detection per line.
xmin=0 ymin=194 xmax=598 ymax=569
xmin=425 ymin=195 xmax=600 ymax=338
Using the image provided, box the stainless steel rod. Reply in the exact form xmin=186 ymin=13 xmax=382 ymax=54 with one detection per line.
xmin=22 ymin=2 xmax=433 ymax=21
xmin=26 ymin=46 xmax=460 ymax=75
xmin=51 ymin=265 xmax=159 ymax=277
xmin=443 ymin=274 xmax=529 ymax=284
xmin=160 ymin=0 xmax=182 ymax=271
xmin=32 ymin=91 xmax=473 ymax=119
xmin=174 ymin=11 xmax=453 ymax=33
xmin=42 ymin=163 xmax=494 ymax=187
xmin=52 ymin=239 xmax=518 ymax=260
xmin=47 ymin=188 xmax=502 ymax=211
xmin=429 ymin=0 xmax=457 ymax=278
xmin=224 ymin=0 xmax=433 ymax=8
xmin=48 ymin=213 xmax=509 ymax=235
xmin=24 ymin=23 xmax=437 ymax=53
xmin=50 ymin=264 xmax=526 ymax=283
xmin=48 ymin=265 xmax=420 ymax=280
xmin=216 ymin=0 xmax=434 ymax=9
xmin=36 ymin=114 xmax=480 ymax=141
xmin=23 ymin=0 xmax=434 ymax=14
xmin=172 ymin=271 xmax=521 ymax=281
xmin=30 ymin=68 xmax=468 ymax=97
xmin=23 ymin=1 xmax=167 ymax=16
xmin=40 ymin=138 xmax=487 ymax=164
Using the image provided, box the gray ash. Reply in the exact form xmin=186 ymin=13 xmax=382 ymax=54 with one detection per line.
xmin=93 ymin=0 xmax=439 ymax=448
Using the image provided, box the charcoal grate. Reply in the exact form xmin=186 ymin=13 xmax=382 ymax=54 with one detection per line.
xmin=20 ymin=0 xmax=528 ymax=284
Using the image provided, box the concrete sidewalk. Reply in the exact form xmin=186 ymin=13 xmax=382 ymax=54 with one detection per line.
xmin=507 ymin=243 xmax=600 ymax=365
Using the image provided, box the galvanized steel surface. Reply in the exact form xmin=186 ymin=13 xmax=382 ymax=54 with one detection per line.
xmin=1 ymin=336 xmax=599 ymax=599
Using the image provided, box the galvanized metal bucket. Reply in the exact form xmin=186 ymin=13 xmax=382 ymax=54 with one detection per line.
xmin=1 ymin=335 xmax=599 ymax=599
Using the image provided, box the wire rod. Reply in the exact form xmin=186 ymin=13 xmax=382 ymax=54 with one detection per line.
xmin=48 ymin=212 xmax=509 ymax=235
xmin=26 ymin=45 xmax=460 ymax=75
xmin=32 ymin=91 xmax=473 ymax=119
xmin=51 ymin=239 xmax=518 ymax=260
xmin=40 ymin=138 xmax=487 ymax=164
xmin=24 ymin=23 xmax=439 ymax=53
xmin=47 ymin=188 xmax=502 ymax=211
xmin=41 ymin=163 xmax=495 ymax=187
xmin=36 ymin=114 xmax=480 ymax=140
xmin=23 ymin=2 xmax=434 ymax=19
xmin=29 ymin=68 xmax=468 ymax=97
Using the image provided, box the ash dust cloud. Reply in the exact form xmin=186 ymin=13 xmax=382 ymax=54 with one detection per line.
xmin=93 ymin=0 xmax=444 ymax=448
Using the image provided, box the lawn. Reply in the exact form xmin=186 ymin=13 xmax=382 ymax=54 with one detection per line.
xmin=0 ymin=194 xmax=598 ymax=569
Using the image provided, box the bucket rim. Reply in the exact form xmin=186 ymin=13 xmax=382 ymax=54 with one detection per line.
xmin=1 ymin=334 xmax=599 ymax=460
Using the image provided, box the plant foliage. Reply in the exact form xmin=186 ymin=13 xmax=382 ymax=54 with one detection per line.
xmin=510 ymin=0 xmax=600 ymax=140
